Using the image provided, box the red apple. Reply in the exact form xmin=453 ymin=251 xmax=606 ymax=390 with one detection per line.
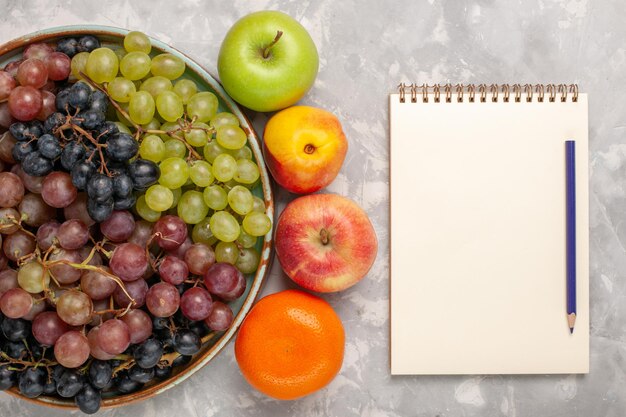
xmin=275 ymin=194 xmax=377 ymax=292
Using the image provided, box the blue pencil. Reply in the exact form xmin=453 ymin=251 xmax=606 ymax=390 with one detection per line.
xmin=566 ymin=140 xmax=576 ymax=334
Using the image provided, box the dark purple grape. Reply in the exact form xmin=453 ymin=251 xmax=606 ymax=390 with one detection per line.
xmin=12 ymin=141 xmax=35 ymax=162
xmin=80 ymin=109 xmax=105 ymax=130
xmin=17 ymin=366 xmax=45 ymax=398
xmin=88 ymin=360 xmax=112 ymax=390
xmin=56 ymin=38 xmax=79 ymax=57
xmin=68 ymin=82 xmax=91 ymax=110
xmin=87 ymin=197 xmax=113 ymax=222
xmin=70 ymin=159 xmax=97 ymax=190
xmin=77 ymin=36 xmax=100 ymax=53
xmin=56 ymin=368 xmax=84 ymax=397
xmin=86 ymin=173 xmax=113 ymax=203
xmin=128 ymin=159 xmax=159 ymax=191
xmin=60 ymin=141 xmax=86 ymax=171
xmin=37 ymin=133 xmax=62 ymax=159
xmin=106 ymin=133 xmax=138 ymax=162
xmin=133 ymin=338 xmax=163 ymax=369
xmin=21 ymin=152 xmax=54 ymax=176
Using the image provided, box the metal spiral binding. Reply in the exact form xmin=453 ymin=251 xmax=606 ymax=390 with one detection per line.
xmin=397 ymin=84 xmax=579 ymax=103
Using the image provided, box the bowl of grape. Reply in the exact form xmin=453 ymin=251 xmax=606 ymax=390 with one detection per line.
xmin=0 ymin=26 xmax=274 ymax=414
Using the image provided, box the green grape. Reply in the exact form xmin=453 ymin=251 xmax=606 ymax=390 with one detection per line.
xmin=192 ymin=217 xmax=218 ymax=245
xmin=170 ymin=187 xmax=182 ymax=208
xmin=203 ymin=185 xmax=228 ymax=210
xmin=18 ymin=261 xmax=50 ymax=294
xmin=112 ymin=47 xmax=126 ymax=62
xmin=235 ymin=248 xmax=260 ymax=274
xmin=215 ymin=241 xmax=239 ymax=265
xmin=70 ymin=52 xmax=89 ymax=80
xmin=216 ymin=125 xmax=247 ymax=150
xmin=156 ymin=91 xmax=184 ymax=122
xmin=231 ymin=146 xmax=252 ymax=160
xmin=177 ymin=190 xmax=208 ymax=224
xmin=210 ymin=211 xmax=240 ymax=242
xmin=212 ymin=154 xmax=237 ymax=182
xmin=113 ymin=121 xmax=132 ymax=134
xmin=115 ymin=103 xmax=133 ymax=127
xmin=129 ymin=91 xmax=156 ymax=125
xmin=210 ymin=112 xmax=239 ymax=130
xmin=234 ymin=159 xmax=260 ymax=184
xmin=159 ymin=121 xmax=184 ymax=141
xmin=107 ymin=77 xmax=136 ymax=103
xmin=242 ymin=212 xmax=271 ymax=237
xmin=85 ymin=47 xmax=119 ymax=83
xmin=173 ymin=79 xmax=197 ymax=104
xmin=145 ymin=184 xmax=173 ymax=212
xmin=251 ymin=196 xmax=265 ymax=213
xmin=139 ymin=135 xmax=165 ymax=162
xmin=124 ymin=31 xmax=151 ymax=54
xmin=151 ymin=53 xmax=185 ymax=80
xmin=158 ymin=157 xmax=189 ymax=189
xmin=120 ymin=51 xmax=151 ymax=80
xmin=164 ymin=139 xmax=186 ymax=158
xmin=184 ymin=122 xmax=210 ymax=147
xmin=187 ymin=92 xmax=218 ymax=123
xmin=140 ymin=76 xmax=173 ymax=98
xmin=136 ymin=195 xmax=161 ymax=222
xmin=237 ymin=229 xmax=257 ymax=248
xmin=189 ymin=160 xmax=213 ymax=187
xmin=142 ymin=118 xmax=161 ymax=131
xmin=228 ymin=185 xmax=253 ymax=215
xmin=203 ymin=140 xmax=227 ymax=163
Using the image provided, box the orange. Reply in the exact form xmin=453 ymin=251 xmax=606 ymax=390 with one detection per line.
xmin=235 ymin=289 xmax=345 ymax=400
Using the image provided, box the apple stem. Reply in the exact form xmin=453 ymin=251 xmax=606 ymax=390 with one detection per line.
xmin=320 ymin=228 xmax=330 ymax=245
xmin=262 ymin=30 xmax=284 ymax=59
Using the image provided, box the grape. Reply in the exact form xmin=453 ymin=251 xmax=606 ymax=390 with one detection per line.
xmin=106 ymin=132 xmax=138 ymax=161
xmin=85 ymin=47 xmax=119 ymax=83
xmin=215 ymin=241 xmax=239 ymax=265
xmin=158 ymin=255 xmax=188 ymax=285
xmin=141 ymin=118 xmax=160 ymax=131
xmin=220 ymin=268 xmax=246 ymax=301
xmin=121 ymin=309 xmax=152 ymax=344
xmin=107 ymin=77 xmax=136 ymax=102
xmin=17 ymin=162 xmax=47 ymax=193
xmin=184 ymin=122 xmax=209 ymax=147
xmin=56 ymin=367 xmax=86 ymax=398
xmin=170 ymin=187 xmax=182 ymax=208
xmin=187 ymin=92 xmax=217 ymax=122
xmin=209 ymin=211 xmax=240 ymax=242
xmin=0 ymin=103 xmax=13 ymax=128
xmin=17 ymin=261 xmax=50 ymax=293
xmin=129 ymin=219 xmax=153 ymax=248
xmin=231 ymin=145 xmax=253 ymax=160
xmin=251 ymin=196 xmax=266 ymax=213
xmin=173 ymin=329 xmax=201 ymax=355
xmin=57 ymin=219 xmax=89 ymax=250
xmin=177 ymin=190 xmax=208 ymax=224
xmin=1 ymin=317 xmax=30 ymax=342
xmin=63 ymin=193 xmax=95 ymax=226
xmin=234 ymin=159 xmax=260 ymax=184
xmin=189 ymin=160 xmax=213 ymax=187
xmin=136 ymin=195 xmax=161 ymax=222
xmin=133 ymin=338 xmax=163 ymax=369
xmin=0 ymin=287 xmax=33 ymax=318
xmin=69 ymin=51 xmax=89 ymax=80
xmin=153 ymin=215 xmax=188 ymax=250
xmin=0 ymin=269 xmax=17 ymax=297
xmin=56 ymin=290 xmax=93 ymax=326
xmin=204 ymin=301 xmax=233 ymax=331
xmin=18 ymin=193 xmax=54 ymax=227
xmin=202 ymin=184 xmax=228 ymax=210
xmin=22 ymin=297 xmax=46 ymax=321
xmin=3 ymin=230 xmax=36 ymax=261
xmin=16 ymin=58 xmax=48 ymax=88
xmin=192 ymin=217 xmax=217 ymax=245
xmin=212 ymin=153 xmax=237 ymax=182
xmin=156 ymin=90 xmax=183 ymax=122
xmin=145 ymin=184 xmax=173 ymax=212
xmin=54 ymin=330 xmax=90 ymax=368
xmin=0 ymin=71 xmax=16 ymax=100
xmin=128 ymin=159 xmax=160 ymax=191
xmin=203 ymin=262 xmax=240 ymax=297
xmin=139 ymin=134 xmax=165 ymax=162
xmin=166 ymin=236 xmax=192 ymax=260
xmin=0 ymin=172 xmax=24 ymax=207
xmin=164 ymin=138 xmax=186 ymax=158
xmin=113 ymin=277 xmax=148 ymax=308
xmin=146 ymin=282 xmax=180 ymax=317
xmin=97 ymin=318 xmax=131 ymax=355
xmin=173 ymin=79 xmax=196 ymax=104
xmin=150 ymin=53 xmax=185 ymax=80
xmin=18 ymin=366 xmax=45 ymax=398
xmin=81 ymin=267 xmax=116 ymax=300
xmin=44 ymin=52 xmax=71 ymax=81
xmin=22 ymin=152 xmax=53 ymax=177
xmin=0 ymin=131 xmax=17 ymax=163
xmin=139 ymin=76 xmax=172 ymax=98
xmin=124 ymin=31 xmax=151 ymax=54
xmin=216 ymin=125 xmax=247 ymax=150
xmin=75 ymin=384 xmax=101 ymax=414
xmin=120 ymin=51 xmax=151 ymax=80
xmin=34 ymin=220 xmax=58 ymax=251
xmin=184 ymin=242 xmax=215 ymax=275
xmin=89 ymin=360 xmax=112 ymax=389
xmin=243 ymin=212 xmax=272 ymax=237
xmin=158 ymin=157 xmax=189 ymax=189
xmin=37 ymin=90 xmax=56 ymax=121
xmin=42 ymin=171 xmax=77 ymax=208
xmin=48 ymin=248 xmax=82 ymax=284
xmin=8 ymin=86 xmax=42 ymax=121
xmin=0 ymin=208 xmax=19 ymax=235
xmin=32 ymin=311 xmax=69 ymax=346
xmin=109 ymin=242 xmax=148 ymax=281
xmin=228 ymin=185 xmax=253 ymax=215
xmin=128 ymin=90 xmax=155 ymax=125
xmin=210 ymin=112 xmax=239 ymax=130
xmin=87 ymin=326 xmax=115 ymax=360
xmin=78 ymin=35 xmax=100 ymax=53
xmin=235 ymin=248 xmax=260 ymax=274
xmin=97 ymin=210 xmax=134 ymax=243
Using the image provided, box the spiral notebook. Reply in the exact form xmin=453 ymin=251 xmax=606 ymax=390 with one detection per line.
xmin=390 ymin=84 xmax=589 ymax=375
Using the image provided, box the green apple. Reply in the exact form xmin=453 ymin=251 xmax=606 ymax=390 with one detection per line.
xmin=218 ymin=11 xmax=319 ymax=112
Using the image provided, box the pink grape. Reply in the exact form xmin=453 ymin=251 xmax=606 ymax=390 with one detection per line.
xmin=22 ymin=298 xmax=46 ymax=321
xmin=42 ymin=171 xmax=77 ymax=208
xmin=180 ymin=287 xmax=213 ymax=321
xmin=96 ymin=318 xmax=131 ymax=355
xmin=18 ymin=192 xmax=55 ymax=227
xmin=203 ymin=262 xmax=240 ymax=298
xmin=204 ymin=301 xmax=233 ymax=331
xmin=57 ymin=219 xmax=89 ymax=250
xmin=3 ymin=230 xmax=35 ymax=261
xmin=0 ymin=207 xmax=20 ymax=234
xmin=40 ymin=79 xmax=56 ymax=93
xmin=129 ymin=220 xmax=153 ymax=248
xmin=146 ymin=282 xmax=180 ymax=317
xmin=87 ymin=326 xmax=115 ymax=360
xmin=0 ymin=252 xmax=8 ymax=272
xmin=0 ymin=71 xmax=16 ymax=100
xmin=109 ymin=242 xmax=148 ymax=281
xmin=37 ymin=90 xmax=56 ymax=121
xmin=0 ymin=172 xmax=24 ymax=208
xmin=158 ymin=255 xmax=188 ymax=285
xmin=32 ymin=311 xmax=69 ymax=346
xmin=44 ymin=51 xmax=71 ymax=81
xmin=121 ymin=309 xmax=152 ymax=344
xmin=3 ymin=59 xmax=22 ymax=78
xmin=100 ymin=210 xmax=135 ymax=242
xmin=15 ymin=166 xmax=44 ymax=193
xmin=36 ymin=220 xmax=60 ymax=251
xmin=219 ymin=269 xmax=246 ymax=301
xmin=0 ymin=287 xmax=33 ymax=318
xmin=81 ymin=266 xmax=116 ymax=300
xmin=153 ymin=215 xmax=188 ymax=250
xmin=54 ymin=330 xmax=90 ymax=368
xmin=16 ymin=58 xmax=48 ymax=88
xmin=184 ymin=243 xmax=215 ymax=275
xmin=63 ymin=193 xmax=94 ymax=226
xmin=166 ymin=236 xmax=193 ymax=259
xmin=56 ymin=290 xmax=93 ymax=326
xmin=8 ymin=86 xmax=42 ymax=121
xmin=90 ymin=298 xmax=114 ymax=327
xmin=48 ymin=248 xmax=82 ymax=284
xmin=0 ymin=269 xmax=17 ymax=297
xmin=0 ymin=103 xmax=13 ymax=128
xmin=113 ymin=277 xmax=148 ymax=308
xmin=23 ymin=43 xmax=54 ymax=60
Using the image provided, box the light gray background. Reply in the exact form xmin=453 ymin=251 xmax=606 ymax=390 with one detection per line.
xmin=0 ymin=0 xmax=624 ymax=415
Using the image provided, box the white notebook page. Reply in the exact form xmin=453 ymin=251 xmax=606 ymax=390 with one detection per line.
xmin=389 ymin=93 xmax=589 ymax=375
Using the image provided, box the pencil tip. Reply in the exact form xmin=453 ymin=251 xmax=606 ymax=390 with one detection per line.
xmin=570 ymin=327 xmax=574 ymax=334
